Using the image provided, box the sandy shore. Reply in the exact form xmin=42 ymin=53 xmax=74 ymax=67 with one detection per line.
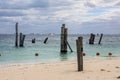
xmin=0 ymin=57 xmax=120 ymax=80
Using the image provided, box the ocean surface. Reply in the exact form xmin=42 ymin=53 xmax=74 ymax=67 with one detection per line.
xmin=0 ymin=34 xmax=120 ymax=64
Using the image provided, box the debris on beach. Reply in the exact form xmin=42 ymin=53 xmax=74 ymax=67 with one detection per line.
xmin=117 ymin=76 xmax=120 ymax=79
xmin=115 ymin=66 xmax=120 ymax=69
xmin=107 ymin=70 xmax=111 ymax=72
xmin=100 ymin=69 xmax=105 ymax=71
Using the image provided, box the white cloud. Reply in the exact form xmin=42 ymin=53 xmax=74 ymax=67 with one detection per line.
xmin=48 ymin=0 xmax=120 ymax=24
xmin=85 ymin=0 xmax=120 ymax=8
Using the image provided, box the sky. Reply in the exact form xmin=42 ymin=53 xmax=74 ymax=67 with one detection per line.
xmin=0 ymin=0 xmax=120 ymax=34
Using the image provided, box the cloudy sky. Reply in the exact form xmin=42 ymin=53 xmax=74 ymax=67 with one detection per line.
xmin=0 ymin=0 xmax=120 ymax=34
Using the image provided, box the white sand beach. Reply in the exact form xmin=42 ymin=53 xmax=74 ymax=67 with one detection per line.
xmin=0 ymin=57 xmax=120 ymax=80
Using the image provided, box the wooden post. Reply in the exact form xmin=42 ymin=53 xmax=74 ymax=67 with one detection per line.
xmin=15 ymin=22 xmax=18 ymax=47
xmin=98 ymin=34 xmax=103 ymax=44
xmin=61 ymin=24 xmax=65 ymax=52
xmin=64 ymin=28 xmax=67 ymax=52
xmin=66 ymin=41 xmax=73 ymax=52
xmin=44 ymin=37 xmax=48 ymax=44
xmin=76 ymin=37 xmax=83 ymax=71
xmin=22 ymin=35 xmax=25 ymax=46
xmin=32 ymin=38 xmax=35 ymax=43
xmin=19 ymin=33 xmax=25 ymax=47
xmin=89 ymin=33 xmax=95 ymax=44
xmin=60 ymin=24 xmax=67 ymax=53
xmin=19 ymin=33 xmax=23 ymax=47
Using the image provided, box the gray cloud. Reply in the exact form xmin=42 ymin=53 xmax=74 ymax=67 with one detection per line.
xmin=0 ymin=10 xmax=24 ymax=17
xmin=84 ymin=2 xmax=96 ymax=8
xmin=49 ymin=0 xmax=73 ymax=7
xmin=30 ymin=0 xmax=49 ymax=8
xmin=0 ymin=0 xmax=49 ymax=9
xmin=0 ymin=18 xmax=11 ymax=22
xmin=116 ymin=2 xmax=120 ymax=6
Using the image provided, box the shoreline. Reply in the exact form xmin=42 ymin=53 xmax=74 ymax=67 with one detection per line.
xmin=0 ymin=56 xmax=119 ymax=67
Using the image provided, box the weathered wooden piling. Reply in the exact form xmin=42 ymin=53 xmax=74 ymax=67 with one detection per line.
xmin=76 ymin=37 xmax=83 ymax=71
xmin=44 ymin=37 xmax=48 ymax=44
xmin=64 ymin=28 xmax=68 ymax=51
xmin=66 ymin=41 xmax=73 ymax=52
xmin=32 ymin=38 xmax=35 ymax=43
xmin=19 ymin=33 xmax=23 ymax=47
xmin=60 ymin=24 xmax=68 ymax=53
xmin=15 ymin=22 xmax=18 ymax=47
xmin=98 ymin=34 xmax=103 ymax=44
xmin=89 ymin=33 xmax=95 ymax=44
xmin=22 ymin=35 xmax=25 ymax=46
xmin=19 ymin=33 xmax=25 ymax=47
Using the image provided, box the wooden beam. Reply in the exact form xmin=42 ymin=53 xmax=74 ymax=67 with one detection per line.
xmin=15 ymin=22 xmax=18 ymax=47
xmin=76 ymin=37 xmax=83 ymax=71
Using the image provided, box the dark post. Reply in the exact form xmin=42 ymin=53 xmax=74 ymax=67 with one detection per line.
xmin=66 ymin=41 xmax=73 ymax=52
xmin=19 ymin=33 xmax=25 ymax=47
xmin=60 ymin=24 xmax=67 ymax=53
xmin=32 ymin=38 xmax=36 ymax=43
xmin=15 ymin=22 xmax=18 ymax=47
xmin=89 ymin=33 xmax=95 ymax=44
xmin=64 ymin=28 xmax=67 ymax=52
xmin=76 ymin=37 xmax=83 ymax=71
xmin=44 ymin=37 xmax=48 ymax=44
xmin=19 ymin=33 xmax=23 ymax=47
xmin=61 ymin=24 xmax=65 ymax=52
xmin=21 ymin=35 xmax=25 ymax=46
xmin=98 ymin=34 xmax=103 ymax=44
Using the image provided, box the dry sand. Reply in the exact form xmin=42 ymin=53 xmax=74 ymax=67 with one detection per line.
xmin=0 ymin=57 xmax=120 ymax=80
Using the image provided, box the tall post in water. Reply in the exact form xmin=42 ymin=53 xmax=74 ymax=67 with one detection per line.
xmin=64 ymin=28 xmax=68 ymax=52
xmin=76 ymin=37 xmax=83 ymax=71
xmin=15 ymin=22 xmax=18 ymax=47
xmin=60 ymin=24 xmax=67 ymax=53
xmin=98 ymin=33 xmax=103 ymax=44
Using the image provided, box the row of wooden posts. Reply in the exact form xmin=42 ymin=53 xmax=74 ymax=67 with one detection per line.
xmin=89 ymin=33 xmax=103 ymax=44
xmin=60 ymin=24 xmax=103 ymax=71
xmin=15 ymin=23 xmax=103 ymax=47
xmin=15 ymin=23 xmax=103 ymax=72
xmin=15 ymin=22 xmax=49 ymax=47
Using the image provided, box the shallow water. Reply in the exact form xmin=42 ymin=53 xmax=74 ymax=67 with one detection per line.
xmin=0 ymin=34 xmax=120 ymax=64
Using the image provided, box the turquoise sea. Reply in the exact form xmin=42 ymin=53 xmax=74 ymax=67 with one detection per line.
xmin=0 ymin=34 xmax=120 ymax=64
